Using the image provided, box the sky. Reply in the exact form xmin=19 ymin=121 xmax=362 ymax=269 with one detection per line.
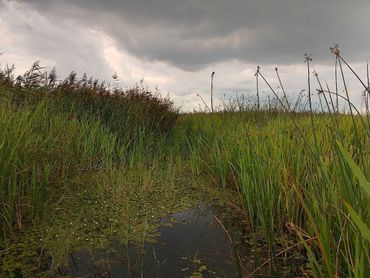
xmin=1 ymin=0 xmax=369 ymax=111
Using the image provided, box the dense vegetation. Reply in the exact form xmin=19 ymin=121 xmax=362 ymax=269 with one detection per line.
xmin=182 ymin=111 xmax=369 ymax=277
xmin=0 ymin=62 xmax=179 ymax=240
xmin=1 ymin=55 xmax=369 ymax=277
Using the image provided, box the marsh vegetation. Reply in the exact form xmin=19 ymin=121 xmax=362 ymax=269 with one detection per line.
xmin=1 ymin=47 xmax=369 ymax=277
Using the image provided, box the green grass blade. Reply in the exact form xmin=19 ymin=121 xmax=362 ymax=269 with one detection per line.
xmin=336 ymin=140 xmax=370 ymax=197
xmin=345 ymin=204 xmax=370 ymax=242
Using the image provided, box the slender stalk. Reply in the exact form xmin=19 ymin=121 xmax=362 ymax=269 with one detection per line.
xmin=257 ymin=71 xmax=288 ymax=112
xmin=335 ymin=57 xmax=339 ymax=113
xmin=305 ymin=54 xmax=319 ymax=150
xmin=324 ymin=82 xmax=337 ymax=116
xmin=320 ymin=89 xmax=369 ymax=135
xmin=366 ymin=61 xmax=369 ymax=114
xmin=255 ymin=66 xmax=260 ymax=110
xmin=197 ymin=93 xmax=212 ymax=113
xmin=211 ymin=72 xmax=215 ymax=113
xmin=305 ymin=54 xmax=313 ymax=113
xmin=339 ymin=55 xmax=368 ymax=91
xmin=314 ymin=71 xmax=332 ymax=114
xmin=275 ymin=67 xmax=291 ymax=111
xmin=338 ymin=59 xmax=358 ymax=129
xmin=293 ymin=89 xmax=305 ymax=112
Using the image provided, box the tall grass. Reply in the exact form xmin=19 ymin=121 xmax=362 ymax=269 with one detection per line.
xmin=180 ymin=48 xmax=369 ymax=277
xmin=0 ymin=99 xmax=119 ymax=238
xmin=181 ymin=111 xmax=369 ymax=276
xmin=0 ymin=63 xmax=179 ymax=243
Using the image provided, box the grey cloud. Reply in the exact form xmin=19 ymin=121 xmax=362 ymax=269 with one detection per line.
xmin=7 ymin=0 xmax=370 ymax=71
xmin=0 ymin=1 xmax=113 ymax=80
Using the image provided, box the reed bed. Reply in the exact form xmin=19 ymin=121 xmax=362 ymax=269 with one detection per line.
xmin=0 ymin=64 xmax=179 ymax=244
xmin=1 ymin=46 xmax=369 ymax=277
xmin=181 ymin=111 xmax=369 ymax=277
xmin=180 ymin=47 xmax=369 ymax=277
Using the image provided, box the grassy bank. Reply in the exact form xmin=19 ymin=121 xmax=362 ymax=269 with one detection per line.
xmin=1 ymin=61 xmax=369 ymax=277
xmin=179 ymin=111 xmax=369 ymax=277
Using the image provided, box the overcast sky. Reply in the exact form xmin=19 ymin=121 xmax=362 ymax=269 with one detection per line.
xmin=1 ymin=0 xmax=369 ymax=111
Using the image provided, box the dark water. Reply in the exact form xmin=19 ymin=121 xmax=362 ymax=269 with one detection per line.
xmin=64 ymin=205 xmax=239 ymax=277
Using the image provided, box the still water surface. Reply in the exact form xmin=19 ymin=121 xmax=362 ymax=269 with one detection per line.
xmin=66 ymin=205 xmax=239 ymax=277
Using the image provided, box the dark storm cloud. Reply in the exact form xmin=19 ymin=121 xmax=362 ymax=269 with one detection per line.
xmin=8 ymin=0 xmax=370 ymax=70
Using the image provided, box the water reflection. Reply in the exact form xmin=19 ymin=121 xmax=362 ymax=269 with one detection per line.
xmin=65 ymin=205 xmax=238 ymax=277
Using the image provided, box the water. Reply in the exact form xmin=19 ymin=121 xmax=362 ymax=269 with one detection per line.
xmin=64 ymin=205 xmax=239 ymax=277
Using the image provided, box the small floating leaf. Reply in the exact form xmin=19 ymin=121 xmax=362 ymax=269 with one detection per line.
xmin=193 ymin=259 xmax=201 ymax=264
xmin=198 ymin=265 xmax=207 ymax=271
